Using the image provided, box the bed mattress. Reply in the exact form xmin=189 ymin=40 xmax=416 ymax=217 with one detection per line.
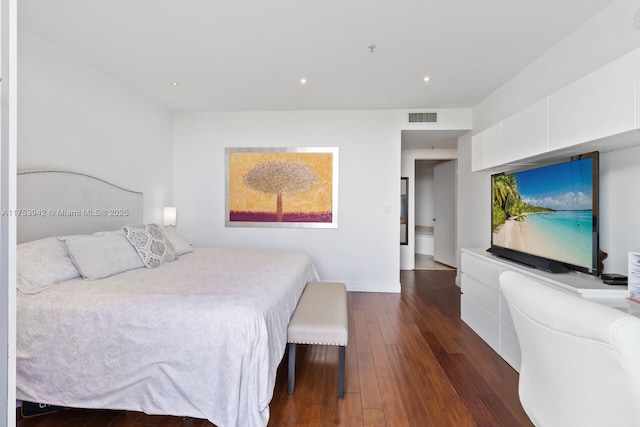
xmin=16 ymin=247 xmax=317 ymax=427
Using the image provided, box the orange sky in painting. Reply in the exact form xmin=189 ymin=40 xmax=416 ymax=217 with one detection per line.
xmin=228 ymin=151 xmax=333 ymax=213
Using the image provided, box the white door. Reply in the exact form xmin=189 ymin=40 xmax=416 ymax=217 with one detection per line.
xmin=434 ymin=160 xmax=456 ymax=267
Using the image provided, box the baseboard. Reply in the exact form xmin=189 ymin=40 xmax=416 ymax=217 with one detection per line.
xmin=340 ymin=280 xmax=401 ymax=293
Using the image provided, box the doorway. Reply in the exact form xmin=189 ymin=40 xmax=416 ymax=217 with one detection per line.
xmin=399 ymin=129 xmax=465 ymax=271
xmin=414 ymin=159 xmax=457 ymax=270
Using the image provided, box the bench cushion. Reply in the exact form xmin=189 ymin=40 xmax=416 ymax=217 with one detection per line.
xmin=288 ymin=281 xmax=348 ymax=346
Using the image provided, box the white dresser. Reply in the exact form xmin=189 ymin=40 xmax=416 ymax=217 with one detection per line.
xmin=460 ymin=248 xmax=630 ymax=372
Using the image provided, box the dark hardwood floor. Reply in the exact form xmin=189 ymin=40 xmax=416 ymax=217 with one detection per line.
xmin=17 ymin=270 xmax=533 ymax=427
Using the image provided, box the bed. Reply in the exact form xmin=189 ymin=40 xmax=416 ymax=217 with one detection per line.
xmin=15 ymin=171 xmax=317 ymax=427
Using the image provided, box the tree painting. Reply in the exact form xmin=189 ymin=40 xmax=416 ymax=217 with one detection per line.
xmin=226 ymin=148 xmax=337 ymax=227
xmin=243 ymin=160 xmax=318 ymax=222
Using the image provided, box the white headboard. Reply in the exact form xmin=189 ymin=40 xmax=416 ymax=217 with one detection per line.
xmin=17 ymin=171 xmax=143 ymax=243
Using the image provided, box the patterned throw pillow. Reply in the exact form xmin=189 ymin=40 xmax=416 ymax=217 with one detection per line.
xmin=122 ymin=224 xmax=177 ymax=268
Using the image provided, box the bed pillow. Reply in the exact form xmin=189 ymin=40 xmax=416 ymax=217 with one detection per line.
xmin=16 ymin=237 xmax=81 ymax=294
xmin=122 ymin=224 xmax=177 ymax=268
xmin=162 ymin=226 xmax=194 ymax=255
xmin=61 ymin=233 xmax=145 ymax=280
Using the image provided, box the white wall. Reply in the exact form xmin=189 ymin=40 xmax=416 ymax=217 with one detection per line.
xmin=17 ymin=30 xmax=174 ymax=225
xmin=599 ymin=146 xmax=640 ymax=273
xmin=458 ymin=0 xmax=640 ymax=278
xmin=172 ymin=110 xmax=404 ymax=292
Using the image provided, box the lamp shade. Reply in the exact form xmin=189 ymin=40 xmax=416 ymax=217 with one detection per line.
xmin=163 ymin=206 xmax=177 ymax=226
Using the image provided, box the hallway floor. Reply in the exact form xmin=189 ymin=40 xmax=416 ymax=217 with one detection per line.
xmin=414 ymin=253 xmax=456 ymax=270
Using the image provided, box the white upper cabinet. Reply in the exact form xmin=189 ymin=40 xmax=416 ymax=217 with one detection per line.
xmin=501 ymin=98 xmax=548 ymax=164
xmin=471 ymin=122 xmax=502 ymax=172
xmin=472 ymin=100 xmax=548 ymax=172
xmin=637 ymin=50 xmax=640 ymax=127
xmin=548 ymin=50 xmax=637 ymax=151
xmin=472 ymin=48 xmax=640 ymax=172
xmin=479 ymin=123 xmax=502 ymax=169
xmin=471 ymin=133 xmax=483 ymax=172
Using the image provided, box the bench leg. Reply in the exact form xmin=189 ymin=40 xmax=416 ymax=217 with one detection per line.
xmin=287 ymin=343 xmax=296 ymax=394
xmin=338 ymin=345 xmax=345 ymax=398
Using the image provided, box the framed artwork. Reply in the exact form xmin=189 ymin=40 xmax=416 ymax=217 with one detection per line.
xmin=225 ymin=147 xmax=338 ymax=228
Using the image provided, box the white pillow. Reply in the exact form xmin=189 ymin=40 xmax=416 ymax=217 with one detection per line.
xmin=17 ymin=237 xmax=81 ymax=294
xmin=61 ymin=233 xmax=145 ymax=280
xmin=162 ymin=226 xmax=194 ymax=255
xmin=122 ymin=224 xmax=177 ymax=268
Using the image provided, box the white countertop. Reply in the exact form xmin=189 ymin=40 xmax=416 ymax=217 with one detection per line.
xmin=463 ymin=248 xmax=628 ymax=299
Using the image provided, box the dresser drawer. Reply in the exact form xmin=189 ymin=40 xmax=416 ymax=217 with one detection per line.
xmin=461 ymin=295 xmax=500 ymax=352
xmin=462 ymin=274 xmax=500 ymax=316
xmin=500 ymin=293 xmax=515 ymax=328
xmin=461 ymin=252 xmax=501 ymax=290
xmin=500 ymin=323 xmax=521 ymax=372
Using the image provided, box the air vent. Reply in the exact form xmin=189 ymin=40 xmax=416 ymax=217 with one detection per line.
xmin=408 ymin=112 xmax=438 ymax=123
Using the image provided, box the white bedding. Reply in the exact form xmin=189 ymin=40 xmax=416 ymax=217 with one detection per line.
xmin=16 ymin=247 xmax=317 ymax=427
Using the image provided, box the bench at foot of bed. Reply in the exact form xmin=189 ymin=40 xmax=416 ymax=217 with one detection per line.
xmin=287 ymin=281 xmax=348 ymax=397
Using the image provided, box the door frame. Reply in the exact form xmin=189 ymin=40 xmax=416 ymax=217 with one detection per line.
xmin=400 ymin=148 xmax=457 ymax=270
xmin=1 ymin=0 xmax=18 ymax=425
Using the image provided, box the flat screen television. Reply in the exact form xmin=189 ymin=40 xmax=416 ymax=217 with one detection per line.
xmin=488 ymin=151 xmax=599 ymax=276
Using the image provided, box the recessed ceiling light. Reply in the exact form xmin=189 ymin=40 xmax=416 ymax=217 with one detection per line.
xmin=170 ymin=81 xmax=179 ymax=86
xmin=300 ymin=78 xmax=308 ymax=85
xmin=423 ymin=76 xmax=431 ymax=83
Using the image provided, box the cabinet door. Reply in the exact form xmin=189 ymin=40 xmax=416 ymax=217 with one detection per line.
xmin=637 ymin=51 xmax=640 ymax=134
xmin=549 ymin=50 xmax=637 ymax=151
xmin=480 ymin=123 xmax=502 ymax=169
xmin=471 ymin=133 xmax=483 ymax=172
xmin=501 ymin=98 xmax=548 ymax=163
xmin=471 ymin=124 xmax=502 ymax=172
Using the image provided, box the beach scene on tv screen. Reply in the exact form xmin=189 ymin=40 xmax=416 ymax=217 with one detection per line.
xmin=491 ymin=158 xmax=593 ymax=269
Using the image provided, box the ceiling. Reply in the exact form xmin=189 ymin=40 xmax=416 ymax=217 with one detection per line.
xmin=19 ymin=0 xmax=616 ymax=114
